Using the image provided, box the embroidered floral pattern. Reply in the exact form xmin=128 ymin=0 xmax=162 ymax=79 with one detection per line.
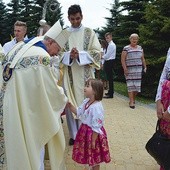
xmin=160 ymin=80 xmax=170 ymax=139
xmin=72 ymin=124 xmax=111 ymax=166
xmin=0 ymin=82 xmax=8 ymax=167
xmin=84 ymin=28 xmax=91 ymax=51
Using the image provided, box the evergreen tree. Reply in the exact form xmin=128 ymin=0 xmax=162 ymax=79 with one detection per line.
xmin=0 ymin=0 xmax=8 ymax=45
xmin=139 ymin=0 xmax=170 ymax=56
xmin=5 ymin=0 xmax=20 ymax=42
xmin=19 ymin=0 xmax=37 ymax=36
xmin=98 ymin=0 xmax=121 ymax=39
xmin=46 ymin=0 xmax=64 ymax=26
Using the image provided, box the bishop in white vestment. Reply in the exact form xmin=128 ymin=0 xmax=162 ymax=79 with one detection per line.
xmin=0 ymin=21 xmax=70 ymax=170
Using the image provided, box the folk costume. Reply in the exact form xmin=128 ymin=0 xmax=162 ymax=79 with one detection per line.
xmin=0 ymin=21 xmax=70 ymax=170
xmin=62 ymin=25 xmax=101 ymax=140
xmin=72 ymin=98 xmax=111 ymax=167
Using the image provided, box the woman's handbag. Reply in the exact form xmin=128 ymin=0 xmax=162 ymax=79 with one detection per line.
xmin=145 ymin=119 xmax=170 ymax=170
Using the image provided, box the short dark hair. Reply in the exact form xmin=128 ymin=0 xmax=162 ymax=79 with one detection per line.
xmin=85 ymin=78 xmax=104 ymax=101
xmin=68 ymin=4 xmax=82 ymax=16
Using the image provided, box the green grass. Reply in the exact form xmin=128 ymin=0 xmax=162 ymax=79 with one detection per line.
xmin=114 ymin=81 xmax=155 ymax=104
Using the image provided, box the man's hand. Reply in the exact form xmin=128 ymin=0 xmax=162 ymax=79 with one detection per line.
xmin=70 ymin=47 xmax=79 ymax=59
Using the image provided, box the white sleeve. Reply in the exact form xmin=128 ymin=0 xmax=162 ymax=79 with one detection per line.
xmin=77 ymin=98 xmax=89 ymax=118
xmin=76 ymin=51 xmax=93 ymax=66
xmin=103 ymin=43 xmax=116 ymax=60
xmin=62 ymin=52 xmax=73 ymax=66
xmin=50 ymin=56 xmax=60 ymax=81
xmin=90 ymin=104 xmax=104 ymax=134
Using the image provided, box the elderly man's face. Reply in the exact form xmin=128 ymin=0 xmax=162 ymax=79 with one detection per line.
xmin=47 ymin=40 xmax=61 ymax=56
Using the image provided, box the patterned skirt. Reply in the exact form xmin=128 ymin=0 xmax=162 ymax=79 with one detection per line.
xmin=72 ymin=123 xmax=111 ymax=166
xmin=160 ymin=80 xmax=170 ymax=138
xmin=126 ymin=65 xmax=142 ymax=92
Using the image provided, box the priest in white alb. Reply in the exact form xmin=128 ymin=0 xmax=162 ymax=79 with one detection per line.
xmin=61 ymin=4 xmax=101 ymax=145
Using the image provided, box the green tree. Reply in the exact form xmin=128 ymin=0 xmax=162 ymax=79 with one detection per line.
xmin=45 ymin=0 xmax=64 ymax=26
xmin=5 ymin=0 xmax=20 ymax=42
xmin=139 ymin=0 xmax=170 ymax=56
xmin=0 ymin=0 xmax=8 ymax=45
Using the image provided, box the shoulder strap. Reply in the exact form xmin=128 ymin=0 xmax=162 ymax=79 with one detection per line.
xmin=156 ymin=119 xmax=161 ymax=132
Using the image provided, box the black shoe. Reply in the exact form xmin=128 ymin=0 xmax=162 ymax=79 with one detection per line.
xmin=105 ymin=92 xmax=109 ymax=95
xmin=129 ymin=105 xmax=135 ymax=109
xmin=103 ymin=95 xmax=113 ymax=99
xmin=69 ymin=138 xmax=75 ymax=146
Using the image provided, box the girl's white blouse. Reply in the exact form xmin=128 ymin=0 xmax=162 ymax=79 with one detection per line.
xmin=77 ymin=98 xmax=104 ymax=134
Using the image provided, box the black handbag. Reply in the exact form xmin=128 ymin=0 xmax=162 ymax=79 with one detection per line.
xmin=145 ymin=119 xmax=170 ymax=170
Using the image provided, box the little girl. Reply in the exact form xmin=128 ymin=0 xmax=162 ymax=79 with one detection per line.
xmin=67 ymin=78 xmax=111 ymax=170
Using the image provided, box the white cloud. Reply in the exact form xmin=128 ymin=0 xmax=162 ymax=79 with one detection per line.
xmin=3 ymin=0 xmax=113 ymax=29
xmin=57 ymin=0 xmax=112 ymax=29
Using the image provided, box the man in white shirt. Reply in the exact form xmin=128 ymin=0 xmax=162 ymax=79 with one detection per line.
xmin=3 ymin=20 xmax=28 ymax=55
xmin=62 ymin=4 xmax=101 ymax=145
xmin=103 ymin=32 xmax=116 ymax=98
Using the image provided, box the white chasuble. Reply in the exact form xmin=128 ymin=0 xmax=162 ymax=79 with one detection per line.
xmin=62 ymin=26 xmax=101 ymax=106
xmin=0 ymin=40 xmax=67 ymax=170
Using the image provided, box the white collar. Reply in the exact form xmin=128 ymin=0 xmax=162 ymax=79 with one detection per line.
xmin=67 ymin=24 xmax=84 ymax=32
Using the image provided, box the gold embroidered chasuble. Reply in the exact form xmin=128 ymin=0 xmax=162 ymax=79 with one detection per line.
xmin=62 ymin=26 xmax=101 ymax=107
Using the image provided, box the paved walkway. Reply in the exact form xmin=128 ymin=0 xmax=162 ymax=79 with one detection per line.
xmin=45 ymin=93 xmax=159 ymax=170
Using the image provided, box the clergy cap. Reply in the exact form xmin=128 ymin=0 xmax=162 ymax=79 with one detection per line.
xmin=44 ymin=21 xmax=70 ymax=48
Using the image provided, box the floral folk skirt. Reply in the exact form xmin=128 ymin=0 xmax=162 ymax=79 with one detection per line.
xmin=72 ymin=123 xmax=111 ymax=166
xmin=160 ymin=80 xmax=170 ymax=138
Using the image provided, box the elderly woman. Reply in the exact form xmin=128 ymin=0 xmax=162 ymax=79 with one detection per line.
xmin=156 ymin=48 xmax=170 ymax=170
xmin=121 ymin=33 xmax=147 ymax=109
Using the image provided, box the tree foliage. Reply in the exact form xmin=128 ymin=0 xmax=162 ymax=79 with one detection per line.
xmin=98 ymin=0 xmax=170 ymax=99
xmin=0 ymin=0 xmax=8 ymax=44
xmin=1 ymin=0 xmax=64 ymax=44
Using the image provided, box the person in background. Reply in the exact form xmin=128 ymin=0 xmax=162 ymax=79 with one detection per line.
xmin=0 ymin=21 xmax=70 ymax=170
xmin=67 ymin=78 xmax=111 ymax=170
xmin=100 ymin=39 xmax=109 ymax=90
xmin=3 ymin=20 xmax=28 ymax=55
xmin=102 ymin=32 xmax=116 ymax=99
xmin=121 ymin=33 xmax=147 ymax=109
xmin=62 ymin=4 xmax=101 ymax=145
xmin=155 ymin=47 xmax=170 ymax=170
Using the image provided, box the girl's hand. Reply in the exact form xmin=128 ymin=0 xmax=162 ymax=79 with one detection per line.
xmin=92 ymin=140 xmax=96 ymax=149
xmin=91 ymin=131 xmax=98 ymax=149
xmin=162 ymin=111 xmax=170 ymax=122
